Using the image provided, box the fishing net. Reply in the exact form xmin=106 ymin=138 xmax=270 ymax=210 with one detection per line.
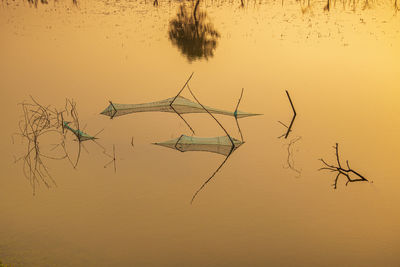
xmin=100 ymin=96 xmax=260 ymax=119
xmin=154 ymin=135 xmax=243 ymax=156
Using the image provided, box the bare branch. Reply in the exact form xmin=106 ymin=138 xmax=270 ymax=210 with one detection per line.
xmin=284 ymin=90 xmax=296 ymax=139
xmin=278 ymin=90 xmax=297 ymax=139
xmin=14 ymin=97 xmax=103 ymax=193
xmin=319 ymin=143 xmax=369 ymax=189
xmin=170 ymin=72 xmax=195 ymax=135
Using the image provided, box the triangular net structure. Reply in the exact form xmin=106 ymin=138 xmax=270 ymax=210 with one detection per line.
xmin=151 ymin=81 xmax=253 ymax=203
xmin=100 ymin=96 xmax=261 ymax=119
xmin=63 ymin=121 xmax=97 ymax=142
xmin=154 ymin=135 xmax=244 ymax=156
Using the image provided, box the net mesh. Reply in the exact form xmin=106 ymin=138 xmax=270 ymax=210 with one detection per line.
xmin=100 ymin=96 xmax=260 ymax=119
xmin=154 ymin=135 xmax=243 ymax=156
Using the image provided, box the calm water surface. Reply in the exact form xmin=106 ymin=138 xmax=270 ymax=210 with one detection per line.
xmin=0 ymin=0 xmax=400 ymax=266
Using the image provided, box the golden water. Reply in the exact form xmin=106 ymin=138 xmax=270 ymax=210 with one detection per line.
xmin=1 ymin=0 xmax=399 ymax=266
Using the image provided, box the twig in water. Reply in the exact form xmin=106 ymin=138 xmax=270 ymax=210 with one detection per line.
xmin=319 ymin=143 xmax=369 ymax=189
xmin=61 ymin=99 xmax=95 ymax=168
xmin=14 ymin=96 xmax=66 ymax=194
xmin=277 ymin=121 xmax=291 ymax=138
xmin=278 ymin=90 xmax=296 ymax=139
xmin=170 ymin=72 xmax=196 ymax=135
xmin=15 ymin=96 xmax=104 ymax=193
xmin=324 ymin=0 xmax=330 ymax=11
xmin=284 ymin=90 xmax=296 ymax=139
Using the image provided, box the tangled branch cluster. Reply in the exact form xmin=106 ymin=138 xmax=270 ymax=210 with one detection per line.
xmin=14 ymin=97 xmax=85 ymax=194
xmin=14 ymin=97 xmax=65 ymax=193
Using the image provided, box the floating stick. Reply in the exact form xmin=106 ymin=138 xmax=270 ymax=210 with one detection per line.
xmin=284 ymin=90 xmax=296 ymax=139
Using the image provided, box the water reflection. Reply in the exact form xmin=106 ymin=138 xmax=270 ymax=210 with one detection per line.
xmin=283 ymin=136 xmax=302 ymax=177
xmin=27 ymin=0 xmax=77 ymax=7
xmin=168 ymin=2 xmax=220 ymax=62
xmin=154 ymin=84 xmax=247 ymax=204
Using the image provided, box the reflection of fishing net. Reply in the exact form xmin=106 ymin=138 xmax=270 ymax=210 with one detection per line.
xmin=155 ymin=135 xmax=243 ymax=156
xmin=100 ymin=96 xmax=260 ymax=119
xmin=151 ymin=81 xmax=254 ymax=203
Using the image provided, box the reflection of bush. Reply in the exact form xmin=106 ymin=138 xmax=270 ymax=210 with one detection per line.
xmin=168 ymin=4 xmax=220 ymax=62
xmin=27 ymin=0 xmax=77 ymax=7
